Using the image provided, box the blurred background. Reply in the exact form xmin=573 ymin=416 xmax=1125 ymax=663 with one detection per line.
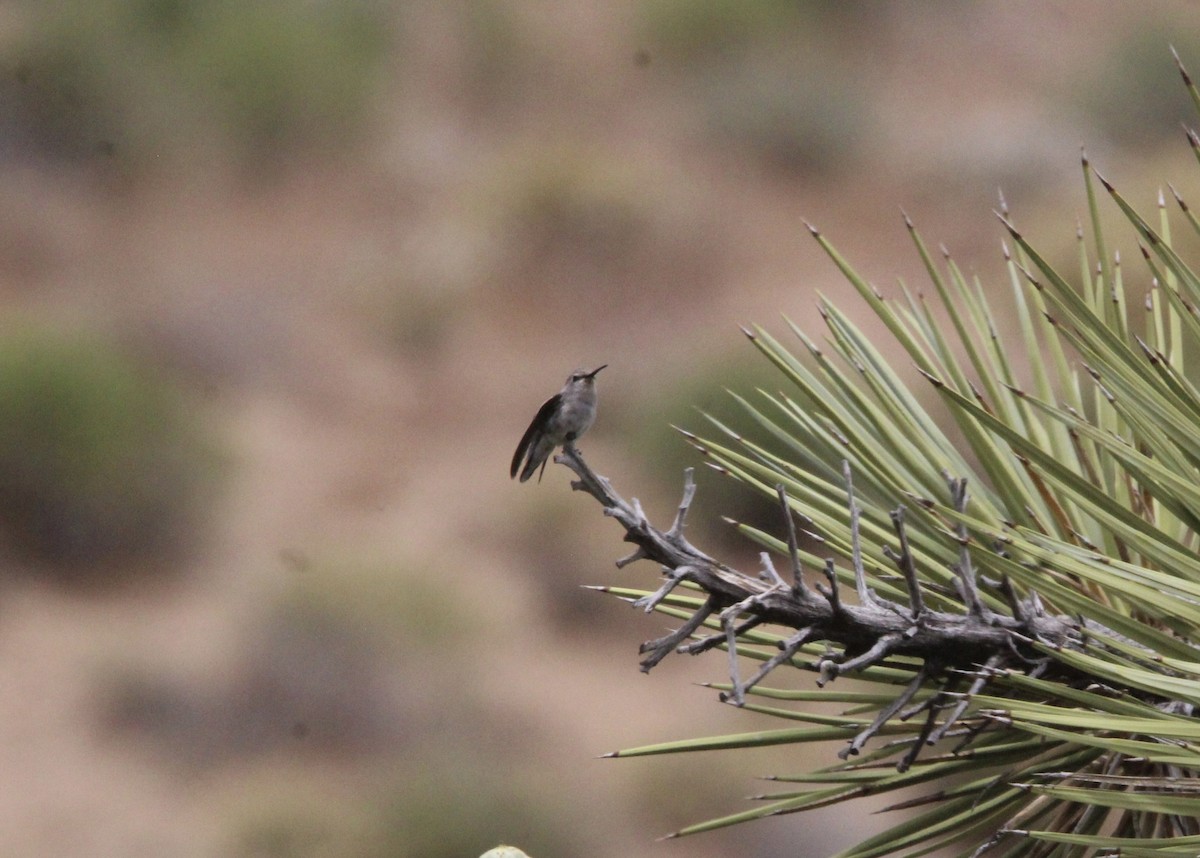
xmin=0 ymin=2 xmax=1198 ymax=856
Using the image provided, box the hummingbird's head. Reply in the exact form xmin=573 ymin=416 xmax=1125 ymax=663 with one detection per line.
xmin=567 ymin=364 xmax=607 ymax=386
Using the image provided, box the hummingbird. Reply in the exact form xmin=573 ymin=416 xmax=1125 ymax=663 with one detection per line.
xmin=511 ymin=365 xmax=607 ymax=483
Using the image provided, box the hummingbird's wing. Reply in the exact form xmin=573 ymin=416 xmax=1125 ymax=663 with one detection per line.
xmin=511 ymin=392 xmax=562 ymax=479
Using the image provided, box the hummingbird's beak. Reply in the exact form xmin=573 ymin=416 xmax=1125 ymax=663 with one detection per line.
xmin=585 ymin=364 xmax=608 ymax=379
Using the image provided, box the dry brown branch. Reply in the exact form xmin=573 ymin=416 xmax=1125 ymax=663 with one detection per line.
xmin=555 ymin=447 xmax=1170 ymax=764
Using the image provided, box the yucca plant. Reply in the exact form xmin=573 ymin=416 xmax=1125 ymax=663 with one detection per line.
xmin=563 ymin=50 xmax=1200 ymax=857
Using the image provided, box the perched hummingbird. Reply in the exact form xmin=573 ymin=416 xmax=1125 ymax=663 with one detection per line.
xmin=511 ymin=365 xmax=607 ymax=483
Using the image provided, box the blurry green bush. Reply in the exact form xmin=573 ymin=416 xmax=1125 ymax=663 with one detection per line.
xmin=486 ymin=140 xmax=727 ymax=311
xmin=628 ymin=351 xmax=795 ymax=552
xmin=0 ymin=328 xmax=219 ymax=577
xmin=0 ymin=0 xmax=390 ymax=168
xmin=375 ymin=765 xmax=584 ymax=858
xmin=694 ymin=55 xmax=869 ymax=175
xmin=638 ymin=0 xmax=814 ymax=61
xmin=1076 ymin=28 xmax=1200 ymax=147
xmin=229 ymin=753 xmax=582 ymax=858
xmin=637 ymin=0 xmax=877 ymax=175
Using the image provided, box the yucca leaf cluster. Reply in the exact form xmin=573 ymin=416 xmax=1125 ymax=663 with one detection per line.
xmin=597 ymin=51 xmax=1200 ymax=857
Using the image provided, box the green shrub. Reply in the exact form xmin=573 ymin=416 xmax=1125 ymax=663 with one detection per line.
xmin=376 ymin=766 xmax=584 ymax=858
xmin=1077 ymin=29 xmax=1200 ymax=147
xmin=694 ymin=54 xmax=869 ymax=174
xmin=636 ymin=0 xmax=875 ymax=175
xmin=637 ymin=0 xmax=807 ymax=62
xmin=0 ymin=329 xmax=218 ymax=576
xmin=628 ymin=350 xmax=805 ymax=550
xmin=1 ymin=0 xmax=390 ymax=168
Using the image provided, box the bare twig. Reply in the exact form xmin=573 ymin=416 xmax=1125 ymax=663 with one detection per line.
xmin=736 ymin=626 xmax=814 ymax=698
xmin=680 ymin=616 xmax=764 ymax=655
xmin=840 ymin=664 xmax=929 ymax=759
xmin=668 ymin=469 xmax=698 ymax=537
xmin=776 ymin=483 xmax=811 ymax=598
xmin=949 ymin=476 xmax=990 ymax=619
xmin=633 ymin=565 xmax=692 ymax=613
xmin=615 ymin=546 xmax=648 ymax=569
xmin=759 ymin=552 xmax=787 ymax=588
xmin=898 ymin=682 xmax=948 ymax=772
xmin=827 ymin=631 xmax=907 ymax=677
xmin=819 ymin=558 xmax=842 ymax=614
xmin=928 ymin=654 xmax=1004 ymax=745
xmin=888 ymin=506 xmax=924 ymax=619
xmin=999 ymin=575 xmax=1026 ymax=623
xmin=638 ymin=594 xmax=718 ymax=672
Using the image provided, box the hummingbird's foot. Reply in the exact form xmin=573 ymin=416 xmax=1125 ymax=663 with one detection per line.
xmin=557 ymin=441 xmax=577 ymax=474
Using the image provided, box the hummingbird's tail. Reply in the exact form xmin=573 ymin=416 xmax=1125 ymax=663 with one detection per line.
xmin=517 ymin=446 xmax=550 ymax=482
